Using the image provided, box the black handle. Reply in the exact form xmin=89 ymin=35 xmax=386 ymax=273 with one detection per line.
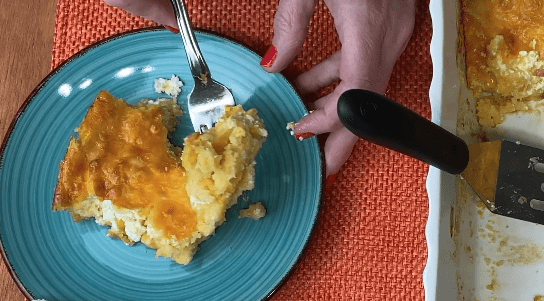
xmin=337 ymin=89 xmax=469 ymax=174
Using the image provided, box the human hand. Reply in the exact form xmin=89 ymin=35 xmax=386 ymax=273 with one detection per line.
xmin=102 ymin=0 xmax=416 ymax=189
xmin=103 ymin=0 xmax=179 ymax=30
xmin=260 ymin=0 xmax=416 ymax=188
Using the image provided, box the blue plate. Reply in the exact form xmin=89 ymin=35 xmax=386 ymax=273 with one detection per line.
xmin=0 ymin=28 xmax=322 ymax=301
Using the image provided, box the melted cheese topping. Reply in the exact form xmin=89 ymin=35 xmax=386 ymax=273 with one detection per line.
xmin=461 ymin=0 xmax=544 ymax=127
xmin=54 ymin=91 xmax=196 ymax=240
xmin=462 ymin=0 xmax=544 ymax=87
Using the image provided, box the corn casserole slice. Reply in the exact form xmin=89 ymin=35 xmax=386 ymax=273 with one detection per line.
xmin=53 ymin=91 xmax=267 ymax=264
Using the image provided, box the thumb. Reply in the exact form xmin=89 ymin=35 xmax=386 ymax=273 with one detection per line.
xmin=260 ymin=0 xmax=315 ymax=72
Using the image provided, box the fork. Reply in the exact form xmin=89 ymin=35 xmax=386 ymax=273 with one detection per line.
xmin=170 ymin=0 xmax=236 ymax=133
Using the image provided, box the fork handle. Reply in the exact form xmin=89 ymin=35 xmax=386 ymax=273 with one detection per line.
xmin=170 ymin=0 xmax=211 ymax=85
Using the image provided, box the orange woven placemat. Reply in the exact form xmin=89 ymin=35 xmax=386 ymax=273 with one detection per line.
xmin=51 ymin=0 xmax=431 ymax=300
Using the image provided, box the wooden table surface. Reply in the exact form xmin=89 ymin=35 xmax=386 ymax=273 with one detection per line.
xmin=0 ymin=0 xmax=56 ymax=300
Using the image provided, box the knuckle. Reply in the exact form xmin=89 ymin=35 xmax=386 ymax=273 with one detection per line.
xmin=274 ymin=0 xmax=312 ymax=37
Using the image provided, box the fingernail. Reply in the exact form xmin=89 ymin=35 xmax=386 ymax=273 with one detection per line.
xmin=164 ymin=25 xmax=179 ymax=34
xmin=294 ymin=132 xmax=314 ymax=141
xmin=325 ymin=173 xmax=338 ymax=193
xmin=260 ymin=45 xmax=277 ymax=68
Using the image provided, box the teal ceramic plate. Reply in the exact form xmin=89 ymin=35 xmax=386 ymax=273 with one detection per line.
xmin=0 ymin=28 xmax=322 ymax=301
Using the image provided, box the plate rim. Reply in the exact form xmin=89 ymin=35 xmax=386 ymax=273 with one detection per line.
xmin=0 ymin=26 xmax=325 ymax=301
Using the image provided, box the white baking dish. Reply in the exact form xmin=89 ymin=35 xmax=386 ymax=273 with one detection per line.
xmin=425 ymin=0 xmax=544 ymax=300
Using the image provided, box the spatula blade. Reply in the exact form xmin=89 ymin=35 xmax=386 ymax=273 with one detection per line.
xmin=493 ymin=140 xmax=544 ymax=225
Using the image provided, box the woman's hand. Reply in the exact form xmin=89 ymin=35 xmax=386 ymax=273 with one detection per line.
xmin=260 ymin=0 xmax=416 ymax=187
xmin=104 ymin=0 xmax=178 ymax=29
xmin=103 ymin=0 xmax=416 ymax=188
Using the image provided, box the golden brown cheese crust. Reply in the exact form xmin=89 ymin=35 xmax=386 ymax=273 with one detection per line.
xmin=53 ymin=91 xmax=196 ymax=239
xmin=460 ymin=0 xmax=544 ymax=126
xmin=462 ymin=0 xmax=544 ymax=90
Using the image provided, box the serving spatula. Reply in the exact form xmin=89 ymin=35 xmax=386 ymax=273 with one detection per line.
xmin=337 ymin=89 xmax=544 ymax=225
xmin=170 ymin=0 xmax=235 ymax=133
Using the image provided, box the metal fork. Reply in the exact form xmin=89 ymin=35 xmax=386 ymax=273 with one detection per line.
xmin=170 ymin=0 xmax=235 ymax=133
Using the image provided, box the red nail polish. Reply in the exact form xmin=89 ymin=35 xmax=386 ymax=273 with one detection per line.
xmin=164 ymin=25 xmax=179 ymax=34
xmin=260 ymin=45 xmax=277 ymax=68
xmin=294 ymin=132 xmax=314 ymax=141
xmin=325 ymin=173 xmax=338 ymax=193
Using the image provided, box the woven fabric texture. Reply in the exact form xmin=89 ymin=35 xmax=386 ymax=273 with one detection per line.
xmin=51 ymin=0 xmax=432 ymax=300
